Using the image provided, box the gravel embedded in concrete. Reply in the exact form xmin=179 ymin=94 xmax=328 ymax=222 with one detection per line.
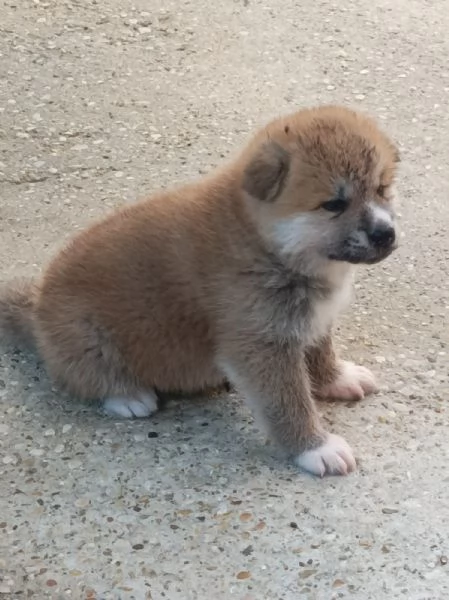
xmin=1 ymin=0 xmax=449 ymax=598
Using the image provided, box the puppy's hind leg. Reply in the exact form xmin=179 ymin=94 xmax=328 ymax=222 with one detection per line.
xmin=34 ymin=313 xmax=159 ymax=418
xmin=103 ymin=391 xmax=158 ymax=418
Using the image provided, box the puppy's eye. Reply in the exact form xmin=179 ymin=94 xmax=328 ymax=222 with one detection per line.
xmin=321 ymin=198 xmax=348 ymax=214
xmin=377 ymin=184 xmax=387 ymax=197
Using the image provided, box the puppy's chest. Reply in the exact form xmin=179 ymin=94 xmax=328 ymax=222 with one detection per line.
xmin=305 ymin=280 xmax=353 ymax=344
xmin=269 ymin=275 xmax=353 ymax=344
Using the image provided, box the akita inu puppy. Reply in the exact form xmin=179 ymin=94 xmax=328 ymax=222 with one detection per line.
xmin=0 ymin=106 xmax=399 ymax=476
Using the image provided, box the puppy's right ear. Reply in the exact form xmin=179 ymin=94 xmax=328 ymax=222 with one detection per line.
xmin=242 ymin=141 xmax=290 ymax=202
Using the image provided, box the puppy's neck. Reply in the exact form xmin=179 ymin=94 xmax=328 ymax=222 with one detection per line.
xmin=298 ymin=256 xmax=353 ymax=288
xmin=265 ymin=240 xmax=354 ymax=291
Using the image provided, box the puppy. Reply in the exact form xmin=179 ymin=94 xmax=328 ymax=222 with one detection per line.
xmin=0 ymin=106 xmax=399 ymax=477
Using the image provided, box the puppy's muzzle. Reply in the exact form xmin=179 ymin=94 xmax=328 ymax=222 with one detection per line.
xmin=368 ymin=223 xmax=396 ymax=248
xmin=329 ymin=224 xmax=398 ymax=264
xmin=363 ymin=223 xmax=397 ymax=263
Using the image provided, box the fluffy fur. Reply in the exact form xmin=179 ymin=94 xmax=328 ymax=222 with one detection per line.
xmin=0 ymin=105 xmax=399 ymax=476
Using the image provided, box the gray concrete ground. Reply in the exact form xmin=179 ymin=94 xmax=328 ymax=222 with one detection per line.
xmin=1 ymin=0 xmax=448 ymax=598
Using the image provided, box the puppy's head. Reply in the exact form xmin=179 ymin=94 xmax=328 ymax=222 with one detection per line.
xmin=242 ymin=106 xmax=400 ymax=271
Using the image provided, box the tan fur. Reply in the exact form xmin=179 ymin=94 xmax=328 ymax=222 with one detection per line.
xmin=0 ymin=278 xmax=38 ymax=347
xmin=306 ymin=335 xmax=339 ymax=390
xmin=0 ymin=105 xmax=399 ymax=476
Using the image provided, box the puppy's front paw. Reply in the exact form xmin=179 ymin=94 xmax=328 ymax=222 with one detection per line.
xmin=318 ymin=360 xmax=378 ymax=402
xmin=295 ymin=434 xmax=356 ymax=477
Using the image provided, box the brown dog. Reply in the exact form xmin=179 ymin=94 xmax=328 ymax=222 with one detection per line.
xmin=0 ymin=106 xmax=399 ymax=476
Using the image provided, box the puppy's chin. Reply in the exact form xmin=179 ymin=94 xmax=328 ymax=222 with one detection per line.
xmin=327 ymin=244 xmax=397 ymax=265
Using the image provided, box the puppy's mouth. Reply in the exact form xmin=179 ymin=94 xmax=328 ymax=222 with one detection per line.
xmin=327 ymin=240 xmax=398 ymax=265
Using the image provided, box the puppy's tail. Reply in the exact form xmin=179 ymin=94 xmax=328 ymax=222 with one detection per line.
xmin=0 ymin=278 xmax=39 ymax=348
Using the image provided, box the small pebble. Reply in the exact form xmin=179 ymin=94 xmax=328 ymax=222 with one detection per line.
xmin=74 ymin=497 xmax=90 ymax=509
xmin=236 ymin=571 xmax=251 ymax=580
xmin=30 ymin=448 xmax=44 ymax=457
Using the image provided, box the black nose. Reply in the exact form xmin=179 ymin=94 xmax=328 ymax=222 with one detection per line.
xmin=368 ymin=224 xmax=396 ymax=247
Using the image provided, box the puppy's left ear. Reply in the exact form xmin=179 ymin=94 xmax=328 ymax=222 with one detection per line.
xmin=242 ymin=141 xmax=290 ymax=202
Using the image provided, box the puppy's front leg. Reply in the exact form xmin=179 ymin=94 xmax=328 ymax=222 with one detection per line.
xmin=307 ymin=335 xmax=378 ymax=402
xmin=219 ymin=337 xmax=356 ymax=477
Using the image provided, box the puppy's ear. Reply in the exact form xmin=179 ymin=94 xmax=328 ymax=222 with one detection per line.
xmin=242 ymin=141 xmax=290 ymax=202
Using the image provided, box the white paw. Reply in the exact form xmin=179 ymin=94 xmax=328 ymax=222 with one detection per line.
xmin=103 ymin=391 xmax=158 ymax=418
xmin=295 ymin=433 xmax=356 ymax=477
xmin=318 ymin=360 xmax=378 ymax=401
